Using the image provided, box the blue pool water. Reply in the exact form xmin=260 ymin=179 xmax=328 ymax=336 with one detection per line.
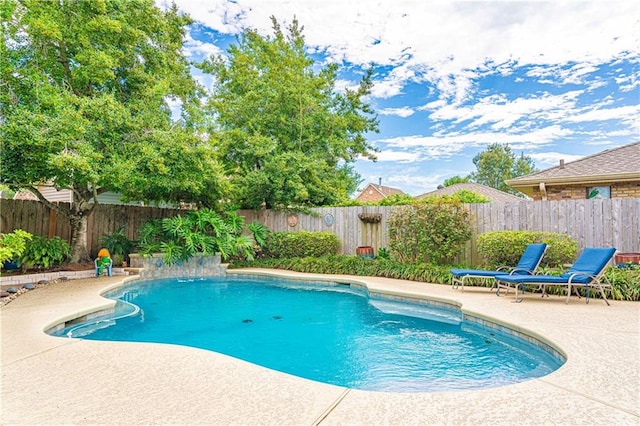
xmin=52 ymin=276 xmax=564 ymax=392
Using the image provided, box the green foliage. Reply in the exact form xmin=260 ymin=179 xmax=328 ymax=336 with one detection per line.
xmin=334 ymin=197 xmax=410 ymax=207
xmin=0 ymin=229 xmax=33 ymax=266
xmin=1 ymin=0 xmax=226 ymax=262
xmin=377 ymin=194 xmax=415 ymax=206
xmin=229 ymin=255 xmax=639 ymax=301
xmin=606 ymin=265 xmax=640 ymax=301
xmin=421 ymin=190 xmax=489 ymax=204
xmin=199 ymin=17 xmax=379 ymax=210
xmin=137 ymin=209 xmax=254 ymax=264
xmin=99 ymin=227 xmax=135 ymax=266
xmin=376 ymin=247 xmax=390 ymax=260
xmin=20 ymin=236 xmax=70 ymax=270
xmin=264 ymin=232 xmax=340 ymax=258
xmin=229 ymin=255 xmax=453 ymax=284
xmin=247 ymin=222 xmax=269 ymax=248
xmin=468 ymin=143 xmax=536 ymax=195
xmin=387 ymin=199 xmax=472 ymax=265
xmin=443 ymin=176 xmax=470 ymax=187
xmin=0 ymin=184 xmax=16 ymax=199
xmin=476 ymin=230 xmax=578 ymax=268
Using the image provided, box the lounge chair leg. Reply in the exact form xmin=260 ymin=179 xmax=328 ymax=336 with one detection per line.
xmin=513 ymin=283 xmax=524 ymax=303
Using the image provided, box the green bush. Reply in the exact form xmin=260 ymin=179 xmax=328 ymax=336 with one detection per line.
xmin=229 ymin=255 xmax=453 ymax=284
xmin=420 ymin=189 xmax=490 ymax=204
xmin=230 ymin=255 xmax=640 ymax=301
xmin=477 ymin=230 xmax=578 ymax=268
xmin=137 ymin=209 xmax=255 ymax=264
xmin=264 ymin=231 xmax=340 ymax=258
xmin=606 ymin=265 xmax=640 ymax=301
xmin=21 ymin=235 xmax=70 ymax=269
xmin=387 ymin=199 xmax=472 ymax=265
xmin=99 ymin=227 xmax=135 ymax=266
xmin=0 ymin=229 xmax=33 ymax=267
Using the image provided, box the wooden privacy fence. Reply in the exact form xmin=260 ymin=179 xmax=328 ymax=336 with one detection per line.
xmin=0 ymin=200 xmax=183 ymax=257
xmin=240 ymin=198 xmax=640 ymax=265
xmin=2 ymin=198 xmax=639 ymax=265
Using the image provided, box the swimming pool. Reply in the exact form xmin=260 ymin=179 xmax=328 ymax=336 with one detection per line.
xmin=51 ymin=275 xmax=564 ymax=392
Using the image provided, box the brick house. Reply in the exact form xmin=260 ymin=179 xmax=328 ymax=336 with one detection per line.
xmin=355 ymin=180 xmax=405 ymax=203
xmin=506 ymin=141 xmax=640 ymax=200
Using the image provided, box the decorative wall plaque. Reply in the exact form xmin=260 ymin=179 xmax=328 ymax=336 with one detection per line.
xmin=287 ymin=213 xmax=298 ymax=227
xmin=323 ymin=213 xmax=335 ymax=226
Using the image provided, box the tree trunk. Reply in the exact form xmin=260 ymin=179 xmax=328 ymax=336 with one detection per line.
xmin=68 ymin=211 xmax=91 ymax=263
xmin=27 ymin=186 xmax=95 ymax=264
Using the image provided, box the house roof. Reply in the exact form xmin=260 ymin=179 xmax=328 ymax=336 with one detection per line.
xmin=12 ymin=189 xmax=39 ymax=201
xmin=415 ymin=182 xmax=525 ymax=203
xmin=357 ymin=183 xmax=405 ymax=199
xmin=507 ymin=141 xmax=640 ymax=193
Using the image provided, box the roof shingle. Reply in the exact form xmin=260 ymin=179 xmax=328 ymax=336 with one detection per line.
xmin=508 ymin=141 xmax=640 ymax=185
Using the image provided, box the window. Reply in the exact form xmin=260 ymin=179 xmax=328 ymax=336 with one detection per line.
xmin=587 ymin=186 xmax=611 ymax=199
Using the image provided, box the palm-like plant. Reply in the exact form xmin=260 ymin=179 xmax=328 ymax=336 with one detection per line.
xmin=137 ymin=209 xmax=261 ymax=264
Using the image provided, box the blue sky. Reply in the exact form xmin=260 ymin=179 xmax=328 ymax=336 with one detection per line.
xmin=165 ymin=0 xmax=639 ymax=196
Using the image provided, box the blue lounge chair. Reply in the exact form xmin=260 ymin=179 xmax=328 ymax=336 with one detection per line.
xmin=495 ymin=247 xmax=616 ymax=304
xmin=450 ymin=243 xmax=547 ymax=292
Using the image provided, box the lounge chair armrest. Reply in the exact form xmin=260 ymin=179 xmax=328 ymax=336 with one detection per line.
xmin=496 ymin=265 xmax=511 ymax=272
xmin=566 ymin=272 xmax=597 ymax=283
xmin=508 ymin=267 xmax=534 ymax=275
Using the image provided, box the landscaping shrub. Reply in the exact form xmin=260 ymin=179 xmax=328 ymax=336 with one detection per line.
xmin=0 ymin=229 xmax=33 ymax=267
xmin=387 ymin=199 xmax=472 ymax=265
xmin=477 ymin=230 xmax=577 ymax=268
xmin=20 ymin=235 xmax=70 ymax=270
xmin=420 ymin=189 xmax=490 ymax=204
xmin=264 ymin=231 xmax=340 ymax=258
xmin=230 ymin=255 xmax=639 ymax=301
xmin=606 ymin=265 xmax=640 ymax=301
xmin=137 ymin=209 xmax=255 ymax=264
xmin=99 ymin=227 xmax=135 ymax=266
xmin=229 ymin=255 xmax=452 ymax=284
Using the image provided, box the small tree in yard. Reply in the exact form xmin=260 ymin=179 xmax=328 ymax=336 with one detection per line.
xmin=387 ymin=199 xmax=472 ymax=265
xmin=1 ymin=0 xmax=228 ymax=262
xmin=198 ymin=17 xmax=379 ymax=210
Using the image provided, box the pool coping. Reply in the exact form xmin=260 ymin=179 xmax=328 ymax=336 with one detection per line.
xmin=1 ymin=268 xmax=639 ymax=424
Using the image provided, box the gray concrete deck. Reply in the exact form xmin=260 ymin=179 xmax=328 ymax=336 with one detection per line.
xmin=1 ymin=268 xmax=639 ymax=425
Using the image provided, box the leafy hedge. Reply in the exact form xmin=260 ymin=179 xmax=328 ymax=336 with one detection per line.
xmin=606 ymin=265 xmax=640 ymax=301
xmin=229 ymin=255 xmax=640 ymax=301
xmin=264 ymin=231 xmax=340 ymax=258
xmin=231 ymin=255 xmax=454 ymax=284
xmin=477 ymin=230 xmax=578 ymax=268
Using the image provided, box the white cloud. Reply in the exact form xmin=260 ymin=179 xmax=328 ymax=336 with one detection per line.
xmin=172 ymin=1 xmax=638 ymax=103
xmin=564 ymin=104 xmax=640 ymax=124
xmin=182 ymin=32 xmax=224 ymax=60
xmin=378 ymin=107 xmax=415 ymax=118
xmin=371 ymin=150 xmax=422 ymax=163
xmin=529 ymin=152 xmax=585 ymax=168
xmin=167 ymin=0 xmax=638 ymax=195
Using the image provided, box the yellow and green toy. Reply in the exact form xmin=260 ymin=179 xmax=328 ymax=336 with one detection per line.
xmin=95 ymin=248 xmax=112 ymax=277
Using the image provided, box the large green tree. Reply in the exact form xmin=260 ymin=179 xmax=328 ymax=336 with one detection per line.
xmin=1 ymin=0 xmax=228 ymax=262
xmin=199 ymin=17 xmax=379 ymax=210
xmin=468 ymin=143 xmax=536 ymax=195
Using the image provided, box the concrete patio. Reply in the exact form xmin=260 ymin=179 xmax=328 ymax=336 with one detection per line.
xmin=1 ymin=269 xmax=638 ymax=425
